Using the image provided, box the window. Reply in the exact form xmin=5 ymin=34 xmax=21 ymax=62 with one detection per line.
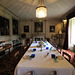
xmin=69 ymin=17 xmax=75 ymax=44
xmin=0 ymin=16 xmax=9 ymax=35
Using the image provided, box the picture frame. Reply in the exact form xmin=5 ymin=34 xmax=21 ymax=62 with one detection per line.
xmin=0 ymin=16 xmax=9 ymax=35
xmin=13 ymin=19 xmax=18 ymax=35
xmin=50 ymin=26 xmax=55 ymax=32
xmin=35 ymin=22 xmax=43 ymax=32
xmin=24 ymin=26 xmax=29 ymax=32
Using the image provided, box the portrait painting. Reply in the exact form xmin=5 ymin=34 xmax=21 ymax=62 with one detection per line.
xmin=50 ymin=26 xmax=55 ymax=32
xmin=24 ymin=26 xmax=29 ymax=32
xmin=35 ymin=22 xmax=43 ymax=32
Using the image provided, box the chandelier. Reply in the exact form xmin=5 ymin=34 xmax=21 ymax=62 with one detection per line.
xmin=36 ymin=0 xmax=47 ymax=18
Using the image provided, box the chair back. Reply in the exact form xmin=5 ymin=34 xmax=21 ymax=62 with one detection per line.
xmin=58 ymin=48 xmax=62 ymax=53
xmin=26 ymin=38 xmax=30 ymax=44
xmin=24 ymin=71 xmax=33 ymax=75
xmin=24 ymin=71 xmax=57 ymax=75
xmin=63 ymin=52 xmax=71 ymax=62
xmin=14 ymin=51 xmax=19 ymax=61
xmin=14 ymin=51 xmax=19 ymax=58
xmin=50 ymin=71 xmax=57 ymax=75
xmin=14 ymin=51 xmax=19 ymax=67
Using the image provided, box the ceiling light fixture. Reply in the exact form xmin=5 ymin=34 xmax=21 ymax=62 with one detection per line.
xmin=36 ymin=0 xmax=47 ymax=18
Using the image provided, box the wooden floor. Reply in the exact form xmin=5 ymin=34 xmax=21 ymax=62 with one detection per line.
xmin=0 ymin=46 xmax=27 ymax=75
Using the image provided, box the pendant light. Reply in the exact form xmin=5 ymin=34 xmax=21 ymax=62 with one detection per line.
xmin=36 ymin=0 xmax=47 ymax=18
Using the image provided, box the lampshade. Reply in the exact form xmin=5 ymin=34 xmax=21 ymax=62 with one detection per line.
xmin=63 ymin=19 xmax=67 ymax=25
xmin=36 ymin=0 xmax=47 ymax=18
xmin=59 ymin=30 xmax=62 ymax=34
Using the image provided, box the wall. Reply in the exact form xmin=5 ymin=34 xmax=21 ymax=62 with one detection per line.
xmin=0 ymin=5 xmax=64 ymax=46
xmin=0 ymin=5 xmax=19 ymax=43
xmin=19 ymin=20 xmax=61 ymax=37
xmin=55 ymin=22 xmax=65 ymax=46
xmin=19 ymin=19 xmax=65 ymax=46
xmin=0 ymin=4 xmax=66 ymax=48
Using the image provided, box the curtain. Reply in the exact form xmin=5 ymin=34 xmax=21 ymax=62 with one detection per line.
xmin=63 ymin=19 xmax=69 ymax=50
xmin=63 ymin=8 xmax=75 ymax=50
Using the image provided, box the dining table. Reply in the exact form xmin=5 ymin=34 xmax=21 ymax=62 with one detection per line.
xmin=14 ymin=41 xmax=75 ymax=75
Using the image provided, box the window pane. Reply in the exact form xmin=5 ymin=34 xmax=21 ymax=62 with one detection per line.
xmin=69 ymin=17 xmax=75 ymax=44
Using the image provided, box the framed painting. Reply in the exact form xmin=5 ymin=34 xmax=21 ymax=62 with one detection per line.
xmin=50 ymin=26 xmax=55 ymax=32
xmin=13 ymin=19 xmax=18 ymax=35
xmin=24 ymin=26 xmax=29 ymax=32
xmin=35 ymin=22 xmax=43 ymax=32
xmin=0 ymin=16 xmax=9 ymax=35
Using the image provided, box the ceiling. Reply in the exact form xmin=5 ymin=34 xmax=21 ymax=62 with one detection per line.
xmin=0 ymin=0 xmax=75 ymax=20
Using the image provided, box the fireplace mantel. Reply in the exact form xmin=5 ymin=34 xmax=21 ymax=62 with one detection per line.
xmin=32 ymin=33 xmax=45 ymax=41
xmin=33 ymin=33 xmax=45 ymax=37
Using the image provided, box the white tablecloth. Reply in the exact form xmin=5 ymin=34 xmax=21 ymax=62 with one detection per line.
xmin=14 ymin=41 xmax=75 ymax=75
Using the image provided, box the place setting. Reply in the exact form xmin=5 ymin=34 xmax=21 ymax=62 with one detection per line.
xmin=51 ymin=54 xmax=64 ymax=63
xmin=28 ymin=48 xmax=37 ymax=52
xmin=44 ymin=53 xmax=63 ymax=63
xmin=30 ymin=46 xmax=37 ymax=48
xmin=57 ymin=56 xmax=63 ymax=60
xmin=23 ymin=54 xmax=35 ymax=60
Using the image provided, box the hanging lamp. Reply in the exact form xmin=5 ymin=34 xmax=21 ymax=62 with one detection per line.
xmin=36 ymin=0 xmax=47 ymax=18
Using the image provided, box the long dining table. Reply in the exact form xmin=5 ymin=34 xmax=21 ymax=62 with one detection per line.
xmin=14 ymin=41 xmax=75 ymax=75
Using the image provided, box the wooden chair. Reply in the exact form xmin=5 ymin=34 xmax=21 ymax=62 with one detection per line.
xmin=24 ymin=45 xmax=27 ymax=50
xmin=49 ymin=71 xmax=57 ymax=75
xmin=58 ymin=48 xmax=62 ymax=54
xmin=63 ymin=52 xmax=71 ymax=62
xmin=14 ymin=51 xmax=19 ymax=67
xmin=24 ymin=71 xmax=33 ymax=75
xmin=26 ymin=38 xmax=30 ymax=45
xmin=14 ymin=51 xmax=19 ymax=58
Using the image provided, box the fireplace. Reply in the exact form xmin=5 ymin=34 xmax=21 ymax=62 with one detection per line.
xmin=34 ymin=37 xmax=43 ymax=41
xmin=33 ymin=33 xmax=45 ymax=41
